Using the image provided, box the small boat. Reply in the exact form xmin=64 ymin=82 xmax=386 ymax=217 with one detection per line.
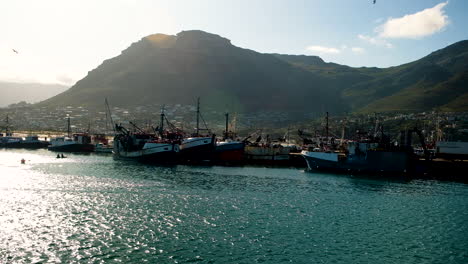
xmin=93 ymin=134 xmax=113 ymax=153
xmin=94 ymin=142 xmax=113 ymax=153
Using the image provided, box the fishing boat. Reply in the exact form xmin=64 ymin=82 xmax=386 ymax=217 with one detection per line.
xmin=0 ymin=115 xmax=49 ymax=149
xmin=48 ymin=116 xmax=94 ymax=152
xmin=301 ymin=112 xmax=411 ymax=174
xmin=243 ymin=128 xmax=301 ymax=166
xmin=436 ymin=141 xmax=468 ymax=159
xmin=301 ymin=141 xmax=410 ymax=174
xmin=214 ymin=113 xmax=245 ymax=164
xmin=93 ymin=99 xmax=115 ymax=153
xmin=178 ymin=98 xmax=216 ymax=162
xmin=113 ymin=108 xmax=181 ymax=163
xmin=4 ymin=135 xmax=49 ymax=149
xmin=244 ymin=143 xmax=301 ymax=165
xmin=0 ymin=136 xmax=22 ymax=147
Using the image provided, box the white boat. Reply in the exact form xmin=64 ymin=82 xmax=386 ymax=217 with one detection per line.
xmin=94 ymin=143 xmax=113 ymax=153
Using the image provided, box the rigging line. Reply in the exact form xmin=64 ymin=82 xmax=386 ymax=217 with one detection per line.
xmin=199 ymin=112 xmax=211 ymax=133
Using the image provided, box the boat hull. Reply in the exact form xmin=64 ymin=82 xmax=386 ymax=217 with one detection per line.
xmin=302 ymin=150 xmax=409 ymax=174
xmin=214 ymin=141 xmax=245 ymax=164
xmin=48 ymin=143 xmax=95 ymax=152
xmin=179 ymin=137 xmax=216 ymax=162
xmin=244 ymin=145 xmax=300 ymax=166
xmin=113 ymin=141 xmax=179 ymax=163
xmin=2 ymin=142 xmax=49 ymax=149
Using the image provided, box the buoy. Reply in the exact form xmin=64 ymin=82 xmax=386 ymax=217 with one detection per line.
xmin=21 ymin=158 xmax=26 ymax=164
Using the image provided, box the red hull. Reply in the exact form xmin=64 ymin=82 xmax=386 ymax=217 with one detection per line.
xmin=215 ymin=149 xmax=244 ymax=162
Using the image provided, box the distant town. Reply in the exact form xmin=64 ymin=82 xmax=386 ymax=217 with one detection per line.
xmin=1 ymin=102 xmax=467 ymax=143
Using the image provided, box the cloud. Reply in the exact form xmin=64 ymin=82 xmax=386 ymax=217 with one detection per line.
xmin=56 ymin=74 xmax=76 ymax=85
xmin=358 ymin=34 xmax=393 ymax=48
xmin=377 ymin=2 xmax=449 ymax=39
xmin=306 ymin=45 xmax=341 ymax=54
xmin=351 ymin=47 xmax=365 ymax=54
xmin=374 ymin=18 xmax=384 ymax=24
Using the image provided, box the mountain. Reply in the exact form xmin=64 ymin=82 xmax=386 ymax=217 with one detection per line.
xmin=0 ymin=82 xmax=69 ymax=107
xmin=341 ymin=40 xmax=468 ymax=112
xmin=40 ymin=30 xmax=468 ymax=114
xmin=40 ymin=31 xmax=347 ymax=114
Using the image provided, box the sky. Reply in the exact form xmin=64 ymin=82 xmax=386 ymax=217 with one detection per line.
xmin=1 ymin=0 xmax=467 ymax=86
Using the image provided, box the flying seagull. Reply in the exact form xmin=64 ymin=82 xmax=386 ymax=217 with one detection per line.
xmin=12 ymin=49 xmax=19 ymax=54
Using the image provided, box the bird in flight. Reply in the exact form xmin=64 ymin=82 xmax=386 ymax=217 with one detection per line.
xmin=12 ymin=49 xmax=19 ymax=54
xmin=373 ymin=0 xmax=376 ymax=4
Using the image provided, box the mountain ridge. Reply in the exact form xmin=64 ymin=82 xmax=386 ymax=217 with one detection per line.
xmin=0 ymin=81 xmax=68 ymax=107
xmin=39 ymin=30 xmax=468 ymax=114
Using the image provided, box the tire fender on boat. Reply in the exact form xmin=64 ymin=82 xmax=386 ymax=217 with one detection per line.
xmin=173 ymin=144 xmax=180 ymax=152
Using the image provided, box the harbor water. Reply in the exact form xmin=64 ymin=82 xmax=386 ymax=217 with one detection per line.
xmin=1 ymin=149 xmax=467 ymax=263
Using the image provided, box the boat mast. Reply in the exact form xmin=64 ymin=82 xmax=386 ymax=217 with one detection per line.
xmin=196 ymin=97 xmax=200 ymax=136
xmin=105 ymin=98 xmax=116 ymax=134
xmin=160 ymin=105 xmax=165 ymax=137
xmin=224 ymin=112 xmax=229 ymax=139
xmin=5 ymin=114 xmax=10 ymax=135
xmin=325 ymin=112 xmax=329 ymax=143
xmin=67 ymin=115 xmax=71 ymax=138
xmin=105 ymin=107 xmax=109 ymax=134
xmin=341 ymin=117 xmax=346 ymax=146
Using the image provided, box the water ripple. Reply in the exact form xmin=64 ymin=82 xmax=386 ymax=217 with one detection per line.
xmin=0 ymin=149 xmax=467 ymax=263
